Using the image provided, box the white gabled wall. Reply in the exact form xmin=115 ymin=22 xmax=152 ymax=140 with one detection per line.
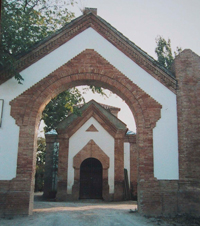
xmin=0 ymin=27 xmax=178 ymax=180
xmin=67 ymin=117 xmax=115 ymax=194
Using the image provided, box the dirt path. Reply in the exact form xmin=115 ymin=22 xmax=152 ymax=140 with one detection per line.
xmin=0 ymin=196 xmax=199 ymax=226
xmin=0 ymin=199 xmax=154 ymax=226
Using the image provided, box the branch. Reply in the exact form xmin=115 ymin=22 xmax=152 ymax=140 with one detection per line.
xmin=23 ymin=0 xmax=28 ymax=12
xmin=26 ymin=0 xmax=41 ymax=14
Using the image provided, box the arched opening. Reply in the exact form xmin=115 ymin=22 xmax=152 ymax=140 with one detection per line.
xmin=9 ymin=49 xmax=161 ymax=215
xmin=38 ymin=85 xmax=136 ymax=201
xmin=80 ymin=158 xmax=103 ymax=199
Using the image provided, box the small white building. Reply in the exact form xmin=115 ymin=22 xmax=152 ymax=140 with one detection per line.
xmin=44 ymin=100 xmax=136 ymax=201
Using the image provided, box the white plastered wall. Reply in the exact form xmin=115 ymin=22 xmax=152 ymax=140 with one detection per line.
xmin=67 ymin=117 xmax=114 ymax=194
xmin=0 ymin=27 xmax=178 ymax=180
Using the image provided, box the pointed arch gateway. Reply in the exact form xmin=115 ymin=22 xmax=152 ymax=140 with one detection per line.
xmin=9 ymin=49 xmax=161 ymax=215
xmin=72 ymin=139 xmax=109 ymax=201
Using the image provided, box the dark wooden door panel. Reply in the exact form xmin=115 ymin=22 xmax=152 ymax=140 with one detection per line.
xmin=80 ymin=158 xmax=102 ymax=199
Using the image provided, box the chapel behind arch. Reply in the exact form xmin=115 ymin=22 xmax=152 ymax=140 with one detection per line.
xmin=44 ymin=100 xmax=137 ymax=201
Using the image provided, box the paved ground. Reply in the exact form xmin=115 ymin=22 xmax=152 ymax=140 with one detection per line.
xmin=0 ymin=194 xmax=199 ymax=226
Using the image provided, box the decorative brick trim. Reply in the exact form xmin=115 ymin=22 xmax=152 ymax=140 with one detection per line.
xmin=86 ymin=124 xmax=98 ymax=132
xmin=73 ymin=139 xmax=109 ymax=170
xmin=10 ymin=49 xmax=162 ymax=131
xmin=0 ymin=13 xmax=177 ymax=93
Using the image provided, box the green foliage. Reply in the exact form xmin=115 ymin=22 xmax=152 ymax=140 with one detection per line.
xmin=42 ymin=87 xmax=84 ymax=132
xmin=87 ymin=85 xmax=108 ymax=96
xmin=0 ymin=50 xmax=24 ymax=84
xmin=35 ymin=137 xmax=46 ymax=191
xmin=1 ymin=0 xmax=75 ymax=83
xmin=1 ymin=0 xmax=108 ymax=132
xmin=155 ymin=36 xmax=182 ymax=71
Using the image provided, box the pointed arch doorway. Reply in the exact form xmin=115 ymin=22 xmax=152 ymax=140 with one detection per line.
xmin=80 ymin=158 xmax=103 ymax=199
xmin=8 ymin=49 xmax=162 ymax=215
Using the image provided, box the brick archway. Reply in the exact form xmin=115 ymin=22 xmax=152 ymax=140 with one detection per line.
xmin=70 ymin=140 xmax=110 ymax=201
xmin=9 ymin=49 xmax=161 ymax=215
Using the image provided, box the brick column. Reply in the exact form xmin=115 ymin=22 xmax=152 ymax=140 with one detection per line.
xmin=114 ymin=131 xmax=125 ymax=201
xmin=173 ymin=49 xmax=200 ymax=216
xmin=56 ymin=134 xmax=69 ymax=201
xmin=137 ymin=127 xmax=162 ymax=215
xmin=102 ymin=168 xmax=110 ymax=201
xmin=124 ymin=134 xmax=137 ymax=200
xmin=0 ymin=125 xmax=36 ymax=216
xmin=129 ymin=137 xmax=137 ymax=200
xmin=43 ymin=134 xmax=57 ymax=198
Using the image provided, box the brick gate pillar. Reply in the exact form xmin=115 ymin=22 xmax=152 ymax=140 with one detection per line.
xmin=43 ymin=134 xmax=57 ymax=198
xmin=173 ymin=50 xmax=200 ymax=216
xmin=56 ymin=134 xmax=69 ymax=201
xmin=0 ymin=125 xmax=36 ymax=216
xmin=137 ymin=127 xmax=160 ymax=215
xmin=114 ymin=131 xmax=125 ymax=201
xmin=129 ymin=136 xmax=137 ymax=200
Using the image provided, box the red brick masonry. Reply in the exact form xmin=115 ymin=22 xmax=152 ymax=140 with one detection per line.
xmin=0 ymin=45 xmax=199 ymax=217
xmin=0 ymin=49 xmax=163 ymax=216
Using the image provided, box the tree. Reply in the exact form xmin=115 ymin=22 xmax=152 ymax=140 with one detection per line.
xmin=1 ymin=0 xmax=107 ymax=127
xmin=42 ymin=87 xmax=84 ymax=132
xmin=1 ymin=0 xmax=107 ymax=130
xmin=155 ymin=36 xmax=182 ymax=71
xmin=1 ymin=0 xmax=75 ymax=83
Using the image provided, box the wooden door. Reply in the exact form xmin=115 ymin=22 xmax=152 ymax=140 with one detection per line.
xmin=80 ymin=158 xmax=102 ymax=199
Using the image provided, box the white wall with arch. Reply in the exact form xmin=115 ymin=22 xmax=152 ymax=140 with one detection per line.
xmin=67 ymin=117 xmax=115 ymax=194
xmin=0 ymin=27 xmax=178 ymax=180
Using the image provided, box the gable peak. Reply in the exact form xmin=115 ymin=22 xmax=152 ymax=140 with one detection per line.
xmin=83 ymin=8 xmax=97 ymax=16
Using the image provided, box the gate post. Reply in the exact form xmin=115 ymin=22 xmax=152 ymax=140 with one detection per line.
xmin=43 ymin=134 xmax=58 ymax=198
xmin=173 ymin=50 xmax=200 ymax=216
xmin=114 ymin=130 xmax=125 ymax=201
xmin=56 ymin=134 xmax=69 ymax=201
xmin=0 ymin=124 xmax=36 ymax=216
